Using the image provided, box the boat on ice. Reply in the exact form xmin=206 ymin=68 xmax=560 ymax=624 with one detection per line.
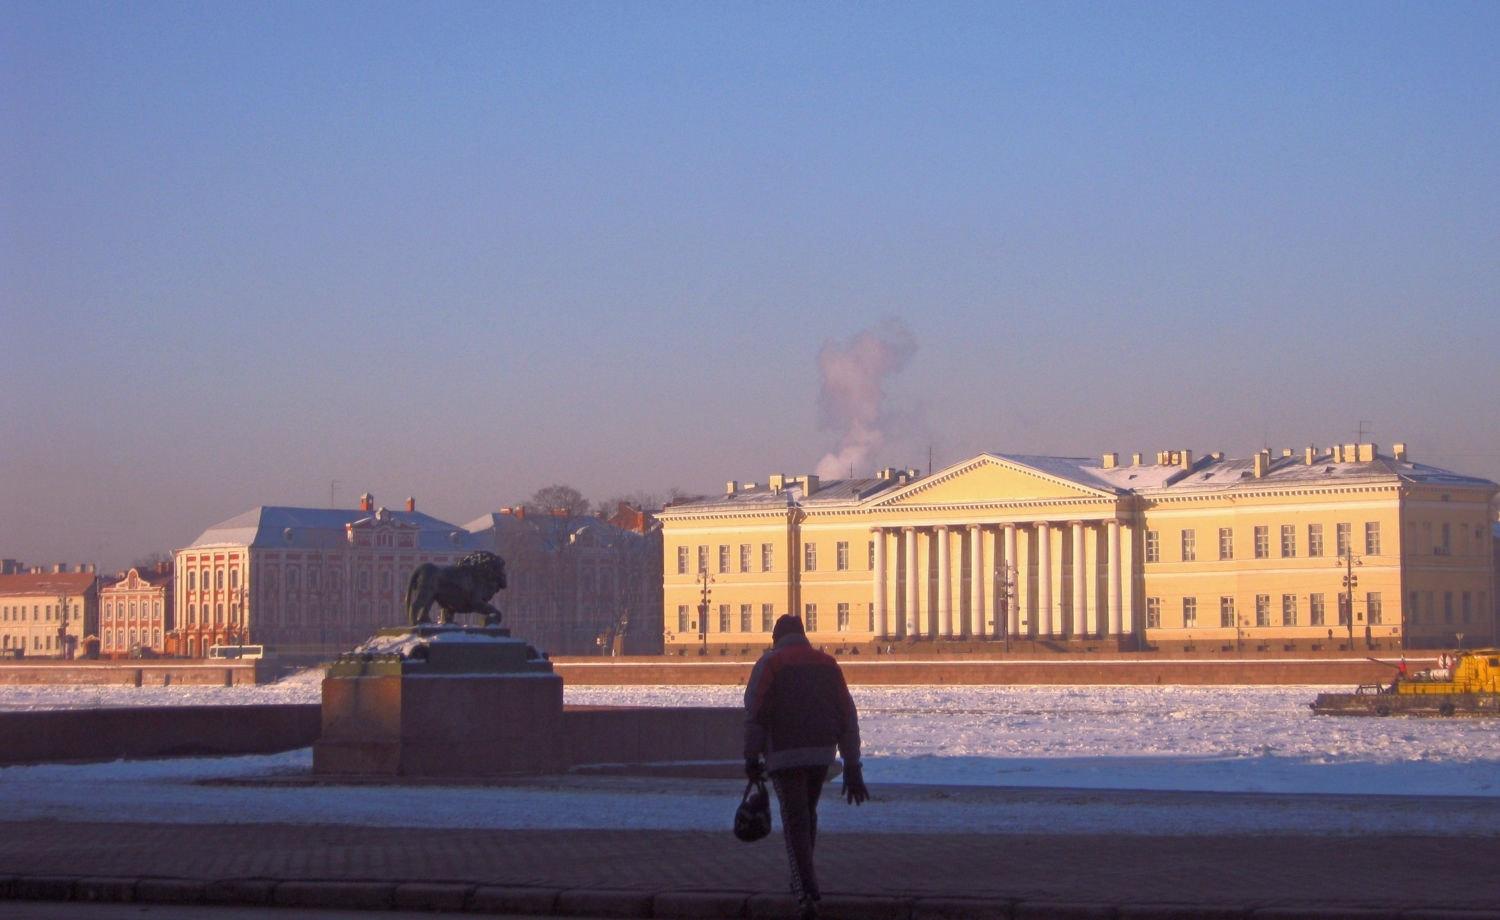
xmin=1311 ymin=650 xmax=1500 ymax=717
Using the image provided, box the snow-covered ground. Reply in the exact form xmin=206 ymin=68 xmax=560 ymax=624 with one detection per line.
xmin=5 ymin=680 xmax=1500 ymax=833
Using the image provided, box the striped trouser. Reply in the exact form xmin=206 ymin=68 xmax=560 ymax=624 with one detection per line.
xmin=770 ymin=766 xmax=830 ymax=901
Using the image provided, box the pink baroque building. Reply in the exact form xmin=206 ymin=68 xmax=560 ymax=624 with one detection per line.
xmin=99 ymin=563 xmax=174 ymax=656
xmin=173 ymin=493 xmax=479 ymax=661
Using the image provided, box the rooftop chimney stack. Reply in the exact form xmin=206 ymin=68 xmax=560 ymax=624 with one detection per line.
xmin=1393 ymin=443 xmax=1408 ymax=462
xmin=1254 ymin=452 xmax=1268 ymax=479
xmin=1305 ymin=446 xmax=1317 ymax=465
xmin=727 ymin=481 xmax=739 ymax=495
xmin=406 ymin=497 xmax=415 ymax=512
xmin=801 ymin=475 xmax=820 ymax=496
xmin=360 ymin=492 xmax=374 ymax=512
xmin=1132 ymin=453 xmax=1143 ymax=466
xmin=1102 ymin=453 xmax=1118 ymax=469
xmin=769 ymin=474 xmax=785 ymax=492
xmin=1358 ymin=443 xmax=1376 ymax=462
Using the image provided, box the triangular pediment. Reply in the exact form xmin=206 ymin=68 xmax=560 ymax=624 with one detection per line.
xmin=871 ymin=454 xmax=1115 ymax=507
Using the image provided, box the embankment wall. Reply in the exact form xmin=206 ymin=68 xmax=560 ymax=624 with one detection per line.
xmin=0 ymin=660 xmax=268 ymax=686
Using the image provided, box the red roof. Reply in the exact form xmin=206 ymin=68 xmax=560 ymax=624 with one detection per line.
xmin=0 ymin=573 xmax=98 ymax=597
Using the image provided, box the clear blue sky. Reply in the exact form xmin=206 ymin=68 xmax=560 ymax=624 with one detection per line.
xmin=3 ymin=2 xmax=1498 ymax=570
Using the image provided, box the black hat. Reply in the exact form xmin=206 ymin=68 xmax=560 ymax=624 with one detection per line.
xmin=772 ymin=614 xmax=805 ymax=641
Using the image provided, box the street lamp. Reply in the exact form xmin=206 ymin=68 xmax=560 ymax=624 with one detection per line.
xmin=1337 ymin=551 xmax=1363 ymax=651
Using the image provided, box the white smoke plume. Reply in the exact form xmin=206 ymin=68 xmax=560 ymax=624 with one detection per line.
xmin=814 ymin=319 xmax=919 ymax=480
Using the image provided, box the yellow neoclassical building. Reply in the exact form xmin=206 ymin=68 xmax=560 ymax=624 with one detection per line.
xmin=658 ymin=443 xmax=1497 ymax=654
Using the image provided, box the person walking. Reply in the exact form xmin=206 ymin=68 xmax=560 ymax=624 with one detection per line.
xmin=744 ymin=614 xmax=869 ymax=920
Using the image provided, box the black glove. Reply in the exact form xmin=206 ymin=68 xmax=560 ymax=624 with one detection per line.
xmin=842 ymin=763 xmax=868 ymax=805
xmin=745 ymin=755 xmax=764 ymax=781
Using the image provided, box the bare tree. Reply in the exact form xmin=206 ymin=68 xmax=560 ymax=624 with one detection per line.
xmin=525 ymin=485 xmax=591 ymax=517
xmin=131 ymin=551 xmax=172 ymax=571
xmin=596 ymin=490 xmax=666 ymax=516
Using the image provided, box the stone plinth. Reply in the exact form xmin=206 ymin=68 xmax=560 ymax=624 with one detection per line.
xmin=313 ymin=626 xmax=564 ymax=776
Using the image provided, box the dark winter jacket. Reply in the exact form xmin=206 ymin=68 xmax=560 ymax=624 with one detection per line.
xmin=743 ymin=633 xmax=862 ymax=772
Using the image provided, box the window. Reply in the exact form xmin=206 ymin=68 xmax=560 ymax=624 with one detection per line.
xmin=1444 ymin=591 xmax=1454 ymax=624
xmin=837 ymin=602 xmax=850 ymax=631
xmin=288 ymin=568 xmax=300 ymax=590
xmin=1145 ymin=531 xmax=1160 ymax=563
xmin=739 ymin=545 xmax=750 ymax=573
xmin=1409 ymin=591 xmax=1420 ymax=624
xmin=761 ymin=604 xmax=774 ymax=632
xmin=1365 ymin=522 xmax=1381 ymax=556
xmin=1254 ymin=526 xmax=1269 ymax=559
xmin=1218 ymin=529 xmax=1233 ymax=561
xmin=718 ymin=604 xmax=731 ymax=632
xmin=1280 ymin=525 xmax=1296 ymax=558
xmin=836 ymin=542 xmax=849 ymax=571
xmin=1255 ymin=594 xmax=1270 ymax=627
xmin=868 ymin=541 xmax=875 ymax=569
xmin=188 ymin=604 xmax=196 ymax=625
xmin=1338 ymin=592 xmax=1351 ymax=626
xmin=1424 ymin=591 xmax=1434 ymax=624
xmin=804 ymin=603 xmax=818 ymax=632
xmin=1310 ymin=593 xmax=1325 ymax=626
xmin=677 ymin=547 xmax=688 ymax=575
xmin=231 ymin=568 xmax=240 ymax=589
xmin=1146 ymin=597 xmax=1161 ymax=628
xmin=358 ymin=569 xmax=370 ymax=591
xmin=1367 ymin=592 xmax=1382 ymax=625
xmin=188 ymin=572 xmax=196 ymax=591
xmin=215 ymin=603 xmax=224 ymax=625
xmin=1422 ymin=522 xmax=1433 ymax=554
xmin=804 ymin=543 xmax=817 ymax=572
xmin=1308 ymin=524 xmax=1324 ymax=558
xmin=1336 ymin=523 xmax=1351 ymax=557
xmin=761 ymin=544 xmax=774 ymax=572
xmin=677 ymin=605 xmax=689 ymax=633
xmin=1441 ymin=524 xmax=1452 ymax=555
xmin=740 ymin=604 xmax=752 ymax=632
xmin=1220 ymin=597 xmax=1235 ymax=628
xmin=1463 ymin=591 xmax=1473 ymax=624
xmin=1182 ymin=597 xmax=1197 ymax=627
xmin=718 ymin=545 xmax=730 ymax=574
xmin=697 ymin=546 xmax=708 ymax=573
xmin=1181 ymin=530 xmax=1196 ymax=562
xmin=1282 ymin=594 xmax=1298 ymax=626
xmin=216 ymin=570 xmax=224 ymax=590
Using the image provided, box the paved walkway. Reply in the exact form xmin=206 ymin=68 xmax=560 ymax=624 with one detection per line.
xmin=4 ymin=820 xmax=1500 ymax=917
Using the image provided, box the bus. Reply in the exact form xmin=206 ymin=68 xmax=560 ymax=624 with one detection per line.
xmin=207 ymin=644 xmax=270 ymax=660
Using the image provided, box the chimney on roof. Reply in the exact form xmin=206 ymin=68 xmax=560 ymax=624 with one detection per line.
xmin=1254 ymin=451 xmax=1268 ymax=479
xmin=1305 ymin=446 xmax=1316 ymax=465
xmin=802 ymin=475 xmax=819 ymax=497
xmin=1281 ymin=448 xmax=1293 ymax=458
xmin=515 ymin=506 xmax=526 ymax=519
xmin=406 ymin=497 xmax=415 ymax=512
xmin=1393 ymin=442 xmax=1408 ymax=462
xmin=1102 ymin=453 xmax=1118 ymax=469
xmin=727 ymin=480 xmax=739 ymax=495
xmin=551 ymin=508 xmax=568 ymax=517
xmin=769 ymin=474 xmax=785 ymax=492
xmin=1358 ymin=443 xmax=1376 ymax=462
xmin=52 ymin=563 xmax=67 ymax=574
xmin=360 ymin=492 xmax=374 ymax=512
xmin=1132 ymin=453 xmax=1143 ymax=466
xmin=155 ymin=561 xmax=169 ymax=575
xmin=1344 ymin=443 xmax=1357 ymax=462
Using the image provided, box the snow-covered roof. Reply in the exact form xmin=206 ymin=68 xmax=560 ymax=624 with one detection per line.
xmin=662 ymin=477 xmax=901 ymax=514
xmin=183 ymin=506 xmax=480 ymax=553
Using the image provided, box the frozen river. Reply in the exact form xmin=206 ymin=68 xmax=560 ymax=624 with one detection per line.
xmin=5 ymin=677 xmax=1500 ymax=833
xmin=5 ymin=677 xmax=1500 ymax=799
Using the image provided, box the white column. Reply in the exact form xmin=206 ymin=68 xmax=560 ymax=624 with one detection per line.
xmin=1014 ymin=524 xmax=1030 ymax=638
xmin=872 ymin=528 xmax=888 ymax=638
xmin=1120 ymin=522 xmax=1135 ymax=637
xmin=904 ymin=527 xmax=919 ymax=638
xmin=1037 ymin=522 xmax=1052 ymax=637
xmin=1108 ymin=519 xmax=1122 ymax=637
xmin=1072 ymin=521 xmax=1088 ymax=639
xmin=936 ymin=526 xmax=952 ymax=637
xmin=1004 ymin=524 xmax=1019 ymax=639
xmin=969 ymin=525 xmax=984 ymax=638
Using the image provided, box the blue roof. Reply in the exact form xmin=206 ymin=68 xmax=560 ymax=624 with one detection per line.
xmin=184 ymin=506 xmax=480 ymax=553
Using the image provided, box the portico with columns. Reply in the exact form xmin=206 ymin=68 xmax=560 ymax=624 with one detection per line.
xmin=864 ymin=455 xmax=1137 ymax=643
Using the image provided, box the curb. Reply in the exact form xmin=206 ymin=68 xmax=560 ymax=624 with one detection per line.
xmin=2 ymin=874 xmax=1499 ymax=920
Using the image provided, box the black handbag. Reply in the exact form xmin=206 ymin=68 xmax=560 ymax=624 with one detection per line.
xmin=733 ymin=777 xmax=772 ymax=842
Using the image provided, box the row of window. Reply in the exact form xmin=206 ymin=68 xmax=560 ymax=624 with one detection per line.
xmin=1147 ymin=523 xmax=1383 ymax=563
xmin=678 ymin=541 xmax=874 ymax=576
xmin=184 ymin=603 xmax=239 ymax=627
xmin=1144 ymin=592 xmax=1386 ymax=628
xmin=186 ymin=568 xmax=241 ymax=591
xmin=104 ymin=628 xmax=161 ymax=650
xmin=1 ymin=634 xmax=59 ymax=650
xmin=1407 ymin=590 xmax=1492 ymax=626
xmin=675 ymin=602 xmax=866 ymax=634
xmin=104 ymin=601 xmax=162 ymax=619
xmin=1 ymin=604 xmax=72 ymax=622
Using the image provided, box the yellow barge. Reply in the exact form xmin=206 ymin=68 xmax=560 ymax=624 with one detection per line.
xmin=1311 ymin=650 xmax=1500 ymax=717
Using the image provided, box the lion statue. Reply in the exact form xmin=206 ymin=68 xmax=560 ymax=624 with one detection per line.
xmin=405 ymin=551 xmax=507 ymax=626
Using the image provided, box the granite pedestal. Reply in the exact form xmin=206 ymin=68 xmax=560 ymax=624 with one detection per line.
xmin=313 ymin=626 xmax=565 ymax=777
